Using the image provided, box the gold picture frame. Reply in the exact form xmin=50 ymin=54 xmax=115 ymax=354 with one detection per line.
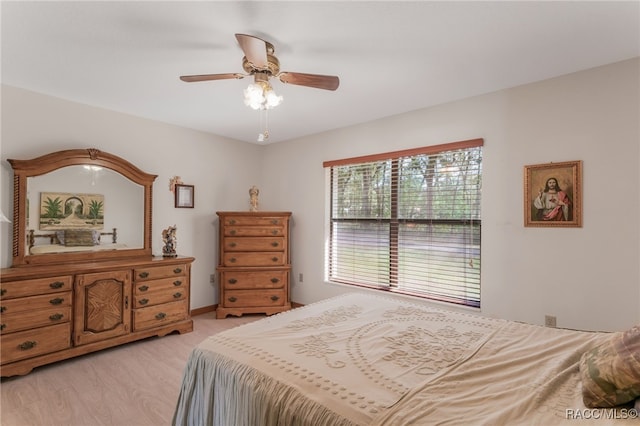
xmin=174 ymin=184 xmax=194 ymax=208
xmin=524 ymin=161 xmax=582 ymax=227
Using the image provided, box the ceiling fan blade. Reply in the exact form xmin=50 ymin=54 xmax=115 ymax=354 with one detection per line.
xmin=278 ymin=72 xmax=340 ymax=91
xmin=235 ymin=33 xmax=268 ymax=69
xmin=180 ymin=73 xmax=245 ymax=83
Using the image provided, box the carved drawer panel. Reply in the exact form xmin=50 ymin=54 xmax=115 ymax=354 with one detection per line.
xmin=222 ymin=252 xmax=286 ymax=267
xmin=0 ymin=276 xmax=73 ymax=300
xmin=1 ymin=306 xmax=71 ymax=334
xmin=223 ymin=236 xmax=286 ymax=252
xmin=221 ymin=270 xmax=287 ymax=290
xmin=134 ymin=264 xmax=187 ymax=281
xmin=132 ymin=299 xmax=189 ymax=332
xmin=134 ymin=276 xmax=186 ymax=295
xmin=222 ymin=289 xmax=287 ymax=308
xmin=133 ymin=287 xmax=187 ymax=308
xmin=1 ymin=323 xmax=71 ymax=365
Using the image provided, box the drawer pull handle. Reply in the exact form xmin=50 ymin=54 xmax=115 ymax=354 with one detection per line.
xmin=271 ymin=242 xmax=279 ymax=247
xmin=230 ymin=219 xmax=236 ymax=225
xmin=139 ymin=298 xmax=149 ymax=305
xmin=49 ymin=313 xmax=64 ymax=321
xmin=138 ymin=272 xmax=149 ymax=279
xmin=271 ymin=278 xmax=280 ymax=283
xmin=270 ymin=295 xmax=280 ymax=301
xmin=271 ymin=257 xmax=278 ymax=262
xmin=0 ymin=324 xmax=5 ymax=331
xmin=173 ymin=292 xmax=182 ymax=299
xmin=271 ymin=219 xmax=278 ymax=225
xmin=230 ymin=242 xmax=237 ymax=247
xmin=49 ymin=298 xmax=64 ymax=305
xmin=0 ymin=289 xmax=6 ymax=296
xmin=49 ymin=281 xmax=65 ymax=289
xmin=230 ymin=230 xmax=237 ymax=235
xmin=155 ymin=312 xmax=167 ymax=320
xmin=228 ymin=296 xmax=237 ymax=303
xmin=228 ymin=278 xmax=237 ymax=284
xmin=19 ymin=341 xmax=37 ymax=351
xmin=173 ymin=268 xmax=183 ymax=274
xmin=0 ymin=306 xmax=5 ymax=313
xmin=229 ymin=257 xmax=237 ymax=263
xmin=271 ymin=230 xmax=278 ymax=235
xmin=173 ymin=280 xmax=182 ymax=286
xmin=139 ymin=285 xmax=149 ymax=292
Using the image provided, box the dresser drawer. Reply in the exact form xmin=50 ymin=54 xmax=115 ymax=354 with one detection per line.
xmin=223 ymin=252 xmax=286 ymax=267
xmin=134 ymin=264 xmax=187 ymax=281
xmin=1 ymin=323 xmax=71 ymax=364
xmin=1 ymin=291 xmax=71 ymax=315
xmin=221 ymin=270 xmax=287 ymax=290
xmin=224 ymin=226 xmax=285 ymax=237
xmin=0 ymin=276 xmax=73 ymax=300
xmin=1 ymin=306 xmax=71 ymax=334
xmin=133 ymin=287 xmax=188 ymax=308
xmin=222 ymin=289 xmax=287 ymax=308
xmin=134 ymin=276 xmax=186 ymax=294
xmin=223 ymin=236 xmax=286 ymax=252
xmin=132 ymin=299 xmax=189 ymax=331
xmin=223 ymin=216 xmax=287 ymax=227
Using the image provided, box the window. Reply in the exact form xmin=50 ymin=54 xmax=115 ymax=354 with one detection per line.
xmin=324 ymin=139 xmax=483 ymax=308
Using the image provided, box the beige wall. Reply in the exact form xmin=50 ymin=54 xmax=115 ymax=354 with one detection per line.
xmin=2 ymin=58 xmax=638 ymax=331
xmin=261 ymin=58 xmax=640 ymax=332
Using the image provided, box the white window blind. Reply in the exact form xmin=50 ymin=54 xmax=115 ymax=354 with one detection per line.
xmin=324 ymin=139 xmax=483 ymax=307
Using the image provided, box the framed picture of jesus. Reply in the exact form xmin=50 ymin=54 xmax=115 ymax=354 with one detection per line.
xmin=524 ymin=160 xmax=582 ymax=228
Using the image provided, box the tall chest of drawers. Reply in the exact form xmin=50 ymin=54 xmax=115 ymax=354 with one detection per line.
xmin=216 ymin=211 xmax=292 ymax=319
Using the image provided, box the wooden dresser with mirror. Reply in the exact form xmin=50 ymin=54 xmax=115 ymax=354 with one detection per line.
xmin=0 ymin=148 xmax=194 ymax=377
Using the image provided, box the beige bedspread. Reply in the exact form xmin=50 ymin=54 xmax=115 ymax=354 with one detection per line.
xmin=173 ymin=292 xmax=636 ymax=426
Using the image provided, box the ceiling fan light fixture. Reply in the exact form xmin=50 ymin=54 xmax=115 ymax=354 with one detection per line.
xmin=243 ymin=81 xmax=282 ymax=110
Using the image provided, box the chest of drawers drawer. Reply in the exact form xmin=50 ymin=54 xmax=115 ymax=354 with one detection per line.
xmin=220 ymin=270 xmax=287 ymax=290
xmin=1 ymin=276 xmax=72 ymax=300
xmin=223 ymin=236 xmax=286 ymax=252
xmin=221 ymin=289 xmax=287 ymax=309
xmin=1 ymin=323 xmax=71 ymax=364
xmin=222 ymin=252 xmax=286 ymax=267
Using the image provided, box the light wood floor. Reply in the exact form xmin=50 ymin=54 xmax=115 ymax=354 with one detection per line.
xmin=1 ymin=313 xmax=261 ymax=426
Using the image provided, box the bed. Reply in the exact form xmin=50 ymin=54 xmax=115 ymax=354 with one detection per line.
xmin=173 ymin=292 xmax=639 ymax=425
xmin=28 ymin=228 xmax=126 ymax=254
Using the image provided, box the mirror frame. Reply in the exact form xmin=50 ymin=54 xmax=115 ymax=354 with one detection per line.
xmin=8 ymin=148 xmax=157 ymax=267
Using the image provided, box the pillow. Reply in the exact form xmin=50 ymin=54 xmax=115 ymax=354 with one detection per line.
xmin=64 ymin=229 xmax=99 ymax=247
xmin=580 ymin=325 xmax=640 ymax=408
xmin=56 ymin=230 xmax=65 ymax=245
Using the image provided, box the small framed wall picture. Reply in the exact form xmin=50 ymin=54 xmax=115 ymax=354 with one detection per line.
xmin=175 ymin=184 xmax=194 ymax=208
xmin=524 ymin=160 xmax=582 ymax=227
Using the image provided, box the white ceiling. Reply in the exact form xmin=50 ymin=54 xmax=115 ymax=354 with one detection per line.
xmin=2 ymin=1 xmax=639 ymax=144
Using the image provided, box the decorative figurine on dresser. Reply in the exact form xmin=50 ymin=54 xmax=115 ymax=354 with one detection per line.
xmin=0 ymin=148 xmax=195 ymax=377
xmin=216 ymin=211 xmax=292 ymax=318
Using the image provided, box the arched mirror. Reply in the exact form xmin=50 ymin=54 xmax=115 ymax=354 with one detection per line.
xmin=8 ymin=148 xmax=156 ymax=266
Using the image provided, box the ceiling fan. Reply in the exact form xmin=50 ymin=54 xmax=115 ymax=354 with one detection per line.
xmin=180 ymin=33 xmax=340 ymax=95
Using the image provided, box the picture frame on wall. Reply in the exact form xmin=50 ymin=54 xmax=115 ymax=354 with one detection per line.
xmin=524 ymin=160 xmax=582 ymax=227
xmin=175 ymin=184 xmax=194 ymax=208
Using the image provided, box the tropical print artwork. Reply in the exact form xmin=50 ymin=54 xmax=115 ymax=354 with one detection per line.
xmin=39 ymin=192 xmax=104 ymax=230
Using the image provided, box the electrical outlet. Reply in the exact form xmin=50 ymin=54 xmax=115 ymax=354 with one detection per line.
xmin=299 ymin=273 xmax=303 ymax=283
xmin=209 ymin=274 xmax=215 ymax=284
xmin=545 ymin=315 xmax=557 ymax=328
